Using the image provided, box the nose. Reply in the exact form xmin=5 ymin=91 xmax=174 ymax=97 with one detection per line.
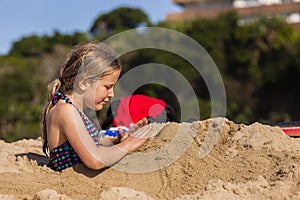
xmin=108 ymin=88 xmax=114 ymax=98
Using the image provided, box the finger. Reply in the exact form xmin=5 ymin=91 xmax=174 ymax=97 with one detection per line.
xmin=121 ymin=132 xmax=129 ymax=141
xmin=142 ymin=117 xmax=148 ymax=125
xmin=138 ymin=125 xmax=153 ymax=138
xmin=128 ymin=118 xmax=149 ymax=134
xmin=136 ymin=117 xmax=147 ymax=126
xmin=118 ymin=128 xmax=125 ymax=140
xmin=130 ymin=124 xmax=152 ymax=139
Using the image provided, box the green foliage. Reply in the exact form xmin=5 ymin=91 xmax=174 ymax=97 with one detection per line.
xmin=89 ymin=7 xmax=151 ymax=39
xmin=9 ymin=31 xmax=88 ymax=57
xmin=219 ymin=15 xmax=300 ymax=123
xmin=1 ymin=7 xmax=300 ymax=142
xmin=161 ymin=12 xmax=300 ymax=123
xmin=0 ymin=56 xmax=46 ymax=141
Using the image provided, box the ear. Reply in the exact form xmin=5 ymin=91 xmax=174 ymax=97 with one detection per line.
xmin=78 ymin=79 xmax=91 ymax=91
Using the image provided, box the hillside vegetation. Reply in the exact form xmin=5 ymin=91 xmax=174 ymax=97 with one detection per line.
xmin=1 ymin=8 xmax=300 ymax=141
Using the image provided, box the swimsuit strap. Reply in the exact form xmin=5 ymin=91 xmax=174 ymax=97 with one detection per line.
xmin=52 ymin=91 xmax=72 ymax=105
xmin=52 ymin=91 xmax=102 ymax=146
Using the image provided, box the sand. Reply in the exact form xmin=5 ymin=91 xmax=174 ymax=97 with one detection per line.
xmin=0 ymin=118 xmax=299 ymax=200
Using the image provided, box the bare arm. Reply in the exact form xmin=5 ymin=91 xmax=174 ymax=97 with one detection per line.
xmin=60 ymin=105 xmax=152 ymax=170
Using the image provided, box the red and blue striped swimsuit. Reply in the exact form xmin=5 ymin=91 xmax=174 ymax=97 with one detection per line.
xmin=49 ymin=92 xmax=101 ymax=171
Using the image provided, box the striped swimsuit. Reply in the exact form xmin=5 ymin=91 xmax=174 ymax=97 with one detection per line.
xmin=49 ymin=92 xmax=102 ymax=171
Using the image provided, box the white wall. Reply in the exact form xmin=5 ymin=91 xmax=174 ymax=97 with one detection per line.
xmin=233 ymin=0 xmax=283 ymax=7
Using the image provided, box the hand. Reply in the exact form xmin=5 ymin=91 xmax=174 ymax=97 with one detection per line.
xmin=128 ymin=117 xmax=149 ymax=134
xmin=118 ymin=128 xmax=129 ymax=141
xmin=121 ymin=118 xmax=152 ymax=152
xmin=100 ymin=136 xmax=119 ymax=146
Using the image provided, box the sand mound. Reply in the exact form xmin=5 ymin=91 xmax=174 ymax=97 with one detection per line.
xmin=0 ymin=118 xmax=299 ymax=199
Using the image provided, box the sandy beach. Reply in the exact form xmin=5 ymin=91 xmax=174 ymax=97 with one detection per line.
xmin=0 ymin=118 xmax=299 ymax=199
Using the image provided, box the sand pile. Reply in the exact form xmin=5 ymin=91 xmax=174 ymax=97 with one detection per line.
xmin=0 ymin=118 xmax=299 ymax=200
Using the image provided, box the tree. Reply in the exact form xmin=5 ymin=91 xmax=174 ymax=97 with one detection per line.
xmin=89 ymin=7 xmax=151 ymax=38
xmin=9 ymin=31 xmax=88 ymax=57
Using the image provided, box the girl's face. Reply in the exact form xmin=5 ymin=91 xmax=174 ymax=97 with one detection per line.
xmin=83 ymin=69 xmax=121 ymax=111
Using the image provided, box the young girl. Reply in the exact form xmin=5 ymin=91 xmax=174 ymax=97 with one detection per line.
xmin=41 ymin=41 xmax=152 ymax=171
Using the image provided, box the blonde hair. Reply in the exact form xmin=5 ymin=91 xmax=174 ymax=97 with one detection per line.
xmin=41 ymin=41 xmax=121 ymax=156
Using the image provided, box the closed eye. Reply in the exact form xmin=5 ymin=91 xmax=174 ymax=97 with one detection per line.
xmin=105 ymin=85 xmax=114 ymax=90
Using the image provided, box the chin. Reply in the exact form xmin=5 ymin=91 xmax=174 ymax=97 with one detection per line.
xmin=97 ymin=102 xmax=107 ymax=110
xmin=95 ymin=105 xmax=103 ymax=111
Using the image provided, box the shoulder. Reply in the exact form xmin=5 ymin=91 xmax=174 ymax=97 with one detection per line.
xmin=48 ymin=102 xmax=79 ymax=124
xmin=48 ymin=102 xmax=87 ymax=142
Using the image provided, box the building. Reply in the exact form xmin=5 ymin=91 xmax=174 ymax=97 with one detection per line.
xmin=167 ymin=0 xmax=300 ymax=29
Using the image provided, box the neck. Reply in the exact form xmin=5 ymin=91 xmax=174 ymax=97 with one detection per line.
xmin=65 ymin=91 xmax=84 ymax=112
